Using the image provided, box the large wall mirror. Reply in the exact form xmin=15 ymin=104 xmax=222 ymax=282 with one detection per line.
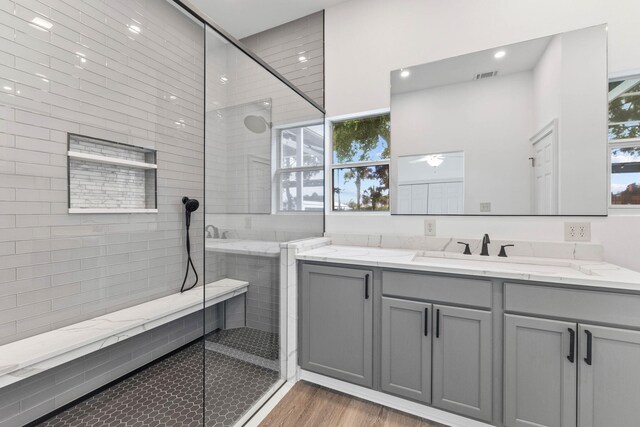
xmin=390 ymin=24 xmax=608 ymax=215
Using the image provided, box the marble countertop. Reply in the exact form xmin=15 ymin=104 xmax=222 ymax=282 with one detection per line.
xmin=205 ymin=238 xmax=280 ymax=258
xmin=296 ymin=245 xmax=640 ymax=292
xmin=0 ymin=279 xmax=248 ymax=389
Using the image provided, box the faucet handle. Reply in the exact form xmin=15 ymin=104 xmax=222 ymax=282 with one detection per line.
xmin=457 ymin=242 xmax=472 ymax=255
xmin=498 ymin=244 xmax=515 ymax=257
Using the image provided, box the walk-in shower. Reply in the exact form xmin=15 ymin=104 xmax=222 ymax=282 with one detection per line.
xmin=0 ymin=0 xmax=324 ymax=425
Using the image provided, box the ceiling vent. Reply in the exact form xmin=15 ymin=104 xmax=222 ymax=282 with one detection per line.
xmin=474 ymin=71 xmax=499 ymax=80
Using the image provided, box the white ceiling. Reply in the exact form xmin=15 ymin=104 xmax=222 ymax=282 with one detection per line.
xmin=188 ymin=0 xmax=348 ymax=39
xmin=391 ymin=35 xmax=554 ymax=95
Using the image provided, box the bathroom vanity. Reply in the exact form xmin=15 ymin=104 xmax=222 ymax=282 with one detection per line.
xmin=296 ymin=244 xmax=640 ymax=427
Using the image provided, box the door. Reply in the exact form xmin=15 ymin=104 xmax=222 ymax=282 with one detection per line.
xmin=444 ymin=182 xmax=463 ymax=213
xmin=410 ymin=184 xmax=429 ymax=214
xmin=427 ymin=182 xmax=445 ymax=214
xmin=428 ymin=182 xmax=463 ymax=214
xmin=397 ymin=184 xmax=412 ymax=213
xmin=530 ymin=120 xmax=558 ymax=215
xmin=504 ymin=315 xmax=577 ymax=427
xmin=381 ymin=297 xmax=431 ymax=403
xmin=432 ymin=304 xmax=492 ymax=421
xmin=248 ymin=155 xmax=271 ymax=213
xmin=578 ymin=324 xmax=640 ymax=427
xmin=300 ymin=264 xmax=373 ymax=387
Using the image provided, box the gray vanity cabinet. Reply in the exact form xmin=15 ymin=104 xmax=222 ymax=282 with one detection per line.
xmin=578 ymin=324 xmax=640 ymax=427
xmin=504 ymin=315 xmax=577 ymax=427
xmin=432 ymin=304 xmax=492 ymax=422
xmin=381 ymin=297 xmax=432 ymax=403
xmin=300 ymin=264 xmax=374 ymax=387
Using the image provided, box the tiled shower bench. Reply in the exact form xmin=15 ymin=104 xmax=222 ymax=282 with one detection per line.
xmin=0 ymin=279 xmax=248 ymax=389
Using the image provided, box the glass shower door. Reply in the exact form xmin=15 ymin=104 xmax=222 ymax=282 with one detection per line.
xmin=202 ymin=26 xmax=324 ymax=426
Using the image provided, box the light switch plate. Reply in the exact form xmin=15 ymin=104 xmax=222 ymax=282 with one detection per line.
xmin=480 ymin=202 xmax=491 ymax=212
xmin=424 ymin=219 xmax=436 ymax=236
xmin=564 ymin=222 xmax=591 ymax=242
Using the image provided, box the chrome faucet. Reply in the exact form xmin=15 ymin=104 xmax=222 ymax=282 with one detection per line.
xmin=206 ymin=225 xmax=219 ymax=239
xmin=480 ymin=234 xmax=491 ymax=256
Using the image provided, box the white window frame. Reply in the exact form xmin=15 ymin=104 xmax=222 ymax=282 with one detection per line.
xmin=273 ymin=122 xmax=324 ymax=213
xmin=608 ymin=72 xmax=640 ymax=213
xmin=326 ymin=110 xmax=391 ymax=214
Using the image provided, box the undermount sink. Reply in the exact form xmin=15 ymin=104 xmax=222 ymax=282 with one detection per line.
xmin=411 ymin=251 xmax=595 ymax=276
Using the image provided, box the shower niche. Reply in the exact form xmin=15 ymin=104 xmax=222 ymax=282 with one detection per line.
xmin=67 ymin=134 xmax=158 ymax=213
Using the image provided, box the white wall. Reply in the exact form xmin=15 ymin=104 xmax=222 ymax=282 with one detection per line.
xmin=531 ymin=26 xmax=609 ymax=215
xmin=533 ymin=35 xmax=562 ymax=130
xmin=557 ymin=26 xmax=609 ymax=214
xmin=391 ymin=71 xmax=534 ymax=214
xmin=324 ymin=0 xmax=640 ymax=271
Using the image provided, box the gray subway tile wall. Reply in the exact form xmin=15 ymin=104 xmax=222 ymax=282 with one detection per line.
xmin=206 ymin=252 xmax=279 ymax=333
xmin=0 ymin=0 xmax=205 ymax=345
xmin=241 ymin=11 xmax=324 ymax=108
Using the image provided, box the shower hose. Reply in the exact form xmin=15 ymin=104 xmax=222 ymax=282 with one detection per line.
xmin=180 ymin=220 xmax=198 ymax=293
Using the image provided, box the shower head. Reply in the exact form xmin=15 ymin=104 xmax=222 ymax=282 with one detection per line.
xmin=182 ymin=196 xmax=199 ymax=227
xmin=243 ymin=115 xmax=270 ymax=134
xmin=182 ymin=196 xmax=199 ymax=212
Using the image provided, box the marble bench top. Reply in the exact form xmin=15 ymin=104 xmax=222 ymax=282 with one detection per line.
xmin=0 ymin=279 xmax=248 ymax=389
xmin=205 ymin=238 xmax=280 ymax=258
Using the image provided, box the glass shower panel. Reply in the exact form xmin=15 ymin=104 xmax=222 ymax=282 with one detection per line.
xmin=203 ymin=26 xmax=324 ymax=426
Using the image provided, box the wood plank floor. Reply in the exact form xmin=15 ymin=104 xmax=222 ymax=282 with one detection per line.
xmin=259 ymin=381 xmax=448 ymax=427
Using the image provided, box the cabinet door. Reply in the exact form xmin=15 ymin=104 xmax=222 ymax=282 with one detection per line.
xmin=432 ymin=304 xmax=492 ymax=421
xmin=300 ymin=264 xmax=373 ymax=387
xmin=504 ymin=315 xmax=577 ymax=427
xmin=578 ymin=324 xmax=640 ymax=427
xmin=381 ymin=297 xmax=431 ymax=403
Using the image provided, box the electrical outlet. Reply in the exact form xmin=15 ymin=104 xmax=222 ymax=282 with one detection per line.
xmin=480 ymin=202 xmax=492 ymax=213
xmin=564 ymin=222 xmax=591 ymax=242
xmin=424 ymin=219 xmax=436 ymax=236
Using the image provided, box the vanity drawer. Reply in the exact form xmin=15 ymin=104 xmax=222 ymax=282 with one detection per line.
xmin=505 ymin=283 xmax=640 ymax=328
xmin=382 ymin=271 xmax=492 ymax=308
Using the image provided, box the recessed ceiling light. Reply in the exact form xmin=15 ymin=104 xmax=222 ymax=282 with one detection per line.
xmin=494 ymin=50 xmax=506 ymax=59
xmin=400 ymin=69 xmax=410 ymax=78
xmin=31 ymin=17 xmax=53 ymax=30
xmin=219 ymin=74 xmax=229 ymax=84
xmin=3 ymin=86 xmax=12 ymax=91
xmin=128 ymin=24 xmax=141 ymax=34
xmin=169 ymin=95 xmax=177 ymax=100
xmin=298 ymin=56 xmax=308 ymax=63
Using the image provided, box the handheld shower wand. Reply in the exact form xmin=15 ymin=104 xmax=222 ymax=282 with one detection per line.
xmin=180 ymin=196 xmax=199 ymax=293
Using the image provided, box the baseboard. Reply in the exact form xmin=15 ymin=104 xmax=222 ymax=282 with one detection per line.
xmin=299 ymin=370 xmax=493 ymax=427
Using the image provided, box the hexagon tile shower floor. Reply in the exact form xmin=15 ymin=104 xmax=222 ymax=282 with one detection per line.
xmin=36 ymin=340 xmax=279 ymax=427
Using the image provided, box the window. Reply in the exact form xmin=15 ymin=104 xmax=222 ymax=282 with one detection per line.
xmin=609 ymin=77 xmax=640 ymax=206
xmin=276 ymin=124 xmax=324 ymax=211
xmin=331 ymin=114 xmax=390 ymax=211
